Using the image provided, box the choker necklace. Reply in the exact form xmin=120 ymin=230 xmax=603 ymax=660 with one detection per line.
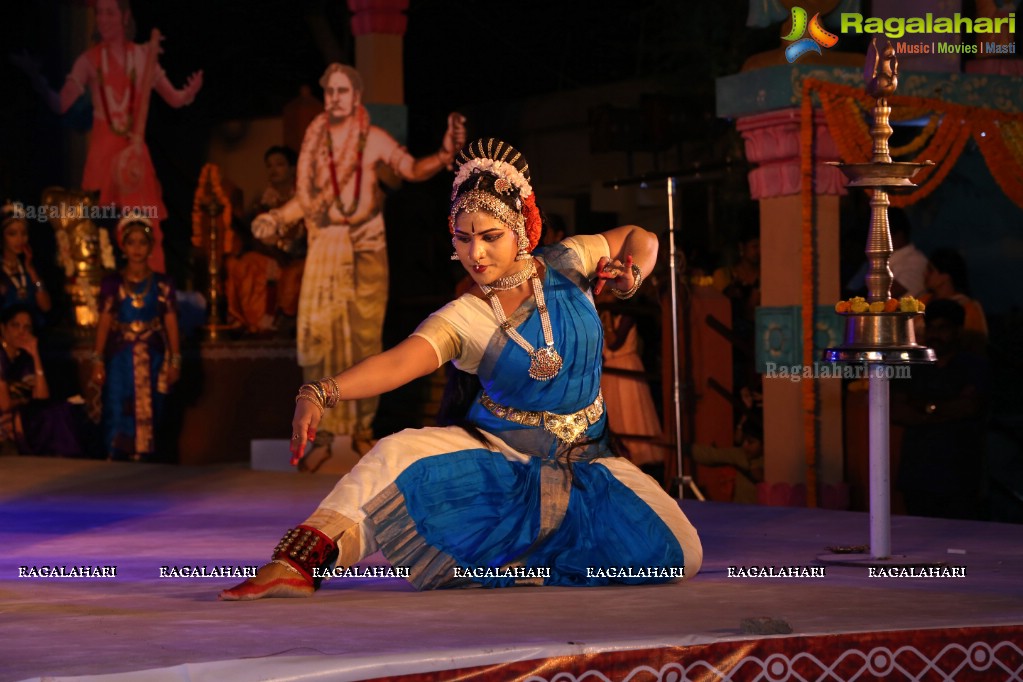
xmin=485 ymin=258 xmax=536 ymax=291
xmin=480 ymin=267 xmax=563 ymax=381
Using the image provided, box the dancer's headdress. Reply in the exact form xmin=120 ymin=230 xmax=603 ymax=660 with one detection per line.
xmin=449 ymin=138 xmax=542 ymax=258
xmin=116 ymin=211 xmax=154 ymax=247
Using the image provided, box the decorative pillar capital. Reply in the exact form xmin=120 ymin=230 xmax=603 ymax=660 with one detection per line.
xmin=347 ymin=0 xmax=409 ymax=36
xmin=736 ymin=107 xmax=846 ymax=200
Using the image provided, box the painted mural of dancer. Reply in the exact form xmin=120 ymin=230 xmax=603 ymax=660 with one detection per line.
xmin=221 ymin=138 xmax=702 ymax=600
xmin=14 ymin=0 xmax=203 ymax=272
xmin=252 ymin=63 xmax=465 ymax=457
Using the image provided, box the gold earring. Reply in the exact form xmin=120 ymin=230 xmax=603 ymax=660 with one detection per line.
xmin=514 ymin=230 xmax=530 ymax=261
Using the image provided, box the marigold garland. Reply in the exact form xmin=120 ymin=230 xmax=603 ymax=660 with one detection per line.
xmin=890 ymin=114 xmax=939 ymax=157
xmin=804 ymin=78 xmax=1023 ymax=211
xmin=191 ymin=163 xmax=233 ymax=254
xmin=1002 ymin=120 xmax=1023 ymax=166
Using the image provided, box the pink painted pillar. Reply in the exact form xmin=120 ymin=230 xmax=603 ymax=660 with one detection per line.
xmin=736 ymin=107 xmax=848 ymax=509
xmin=347 ymin=0 xmax=408 ymax=105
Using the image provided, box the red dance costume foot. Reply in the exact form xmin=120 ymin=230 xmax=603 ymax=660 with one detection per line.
xmin=219 ymin=525 xmax=338 ymax=601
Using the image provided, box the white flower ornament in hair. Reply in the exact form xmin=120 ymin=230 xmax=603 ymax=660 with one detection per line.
xmin=451 ymin=158 xmax=533 ymax=201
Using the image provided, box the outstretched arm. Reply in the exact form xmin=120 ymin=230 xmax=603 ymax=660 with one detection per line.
xmin=400 ymin=113 xmax=466 ymax=182
xmin=251 ymin=197 xmax=305 ymax=244
xmin=291 ymin=335 xmax=440 ymax=461
xmin=154 ymin=69 xmax=203 ymax=108
xmin=12 ymin=51 xmax=84 ymax=114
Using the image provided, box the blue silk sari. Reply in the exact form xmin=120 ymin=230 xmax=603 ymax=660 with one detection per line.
xmin=365 ymin=244 xmax=687 ymax=588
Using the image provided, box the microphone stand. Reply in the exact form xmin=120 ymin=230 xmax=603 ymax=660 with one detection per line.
xmin=603 ymin=168 xmax=726 ymax=502
xmin=665 ymin=177 xmax=704 ymax=502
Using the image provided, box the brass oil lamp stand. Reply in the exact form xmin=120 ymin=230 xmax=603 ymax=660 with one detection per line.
xmin=200 ymin=195 xmax=232 ymax=340
xmin=821 ymin=40 xmax=936 ymax=564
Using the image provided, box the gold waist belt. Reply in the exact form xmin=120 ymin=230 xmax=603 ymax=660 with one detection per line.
xmin=478 ymin=390 xmax=604 ymax=444
xmin=115 ymin=319 xmax=163 ymax=334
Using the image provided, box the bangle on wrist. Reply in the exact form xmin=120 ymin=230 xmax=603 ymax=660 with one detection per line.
xmin=169 ymin=353 xmax=182 ymax=369
xmin=610 ymin=264 xmax=643 ymax=300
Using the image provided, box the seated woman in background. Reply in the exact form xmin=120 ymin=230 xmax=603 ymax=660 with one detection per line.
xmin=0 ymin=304 xmax=84 ymax=457
xmin=0 ymin=202 xmax=52 ymax=323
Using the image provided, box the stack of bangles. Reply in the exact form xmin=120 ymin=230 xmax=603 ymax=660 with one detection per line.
xmin=603 ymin=263 xmax=644 ymax=300
xmin=296 ymin=377 xmax=341 ymax=416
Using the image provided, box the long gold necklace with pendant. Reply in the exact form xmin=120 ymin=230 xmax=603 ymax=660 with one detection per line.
xmin=126 ymin=273 xmax=153 ymax=309
xmin=480 ymin=267 xmax=563 ymax=381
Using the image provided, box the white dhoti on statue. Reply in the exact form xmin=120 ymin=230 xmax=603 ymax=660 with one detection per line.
xmin=297 ymin=224 xmax=356 ymax=436
xmin=297 ymin=215 xmax=388 ymax=439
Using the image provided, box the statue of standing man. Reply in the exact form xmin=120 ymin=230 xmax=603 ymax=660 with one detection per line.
xmin=253 ymin=63 xmax=465 ymax=458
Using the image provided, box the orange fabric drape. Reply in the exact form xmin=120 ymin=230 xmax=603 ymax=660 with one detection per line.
xmin=806 ymin=78 xmax=1023 ymax=209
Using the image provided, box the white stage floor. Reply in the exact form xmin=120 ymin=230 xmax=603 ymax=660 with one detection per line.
xmin=1 ymin=456 xmax=1021 ymax=681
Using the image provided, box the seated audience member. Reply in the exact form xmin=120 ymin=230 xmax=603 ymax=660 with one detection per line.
xmin=886 ymin=209 xmax=928 ymax=298
xmin=894 ymin=299 xmax=990 ymax=520
xmin=0 ymin=202 xmax=53 ymax=324
xmin=233 ymin=145 xmax=306 ymax=335
xmin=846 ymin=208 xmax=927 ymax=298
xmin=691 ymin=412 xmax=764 ymax=504
xmin=0 ymin=305 xmax=84 ymax=457
xmin=921 ymin=248 xmax=988 ymax=353
xmin=712 ymin=225 xmax=760 ymax=399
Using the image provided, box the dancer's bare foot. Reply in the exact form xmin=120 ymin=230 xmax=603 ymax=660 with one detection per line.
xmin=218 ymin=562 xmax=313 ymax=601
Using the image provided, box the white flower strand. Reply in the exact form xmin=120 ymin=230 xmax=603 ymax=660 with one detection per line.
xmin=450 ymin=158 xmax=533 ymax=200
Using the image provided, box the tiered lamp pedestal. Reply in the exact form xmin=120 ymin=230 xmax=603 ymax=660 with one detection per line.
xmin=818 ymin=41 xmax=940 ymax=568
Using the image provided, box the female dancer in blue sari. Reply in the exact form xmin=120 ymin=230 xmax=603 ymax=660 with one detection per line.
xmin=221 ymin=139 xmax=702 ymax=600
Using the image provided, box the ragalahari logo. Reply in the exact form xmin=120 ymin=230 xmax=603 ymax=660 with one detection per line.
xmin=783 ymin=6 xmax=840 ymax=62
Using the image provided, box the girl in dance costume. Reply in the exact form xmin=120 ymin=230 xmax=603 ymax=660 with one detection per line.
xmin=91 ymin=216 xmax=181 ymax=461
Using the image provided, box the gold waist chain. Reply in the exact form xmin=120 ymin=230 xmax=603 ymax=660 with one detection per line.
xmin=478 ymin=390 xmax=604 ymax=444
